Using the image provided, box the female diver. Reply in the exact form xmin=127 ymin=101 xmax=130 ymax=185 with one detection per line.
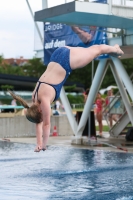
xmin=9 ymin=44 xmax=124 ymax=152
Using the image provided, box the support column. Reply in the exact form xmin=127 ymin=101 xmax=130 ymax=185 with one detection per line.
xmin=77 ymin=59 xmax=108 ymax=136
xmin=108 ymin=0 xmax=112 ymax=14
xmin=42 ymin=0 xmax=48 ymax=9
xmin=111 ymin=57 xmax=133 ymax=102
xmin=110 ymin=61 xmax=133 ymax=125
xmin=60 ymin=87 xmax=78 ymax=135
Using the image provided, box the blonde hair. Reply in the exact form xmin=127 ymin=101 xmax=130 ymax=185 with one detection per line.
xmin=8 ymin=90 xmax=42 ymax=123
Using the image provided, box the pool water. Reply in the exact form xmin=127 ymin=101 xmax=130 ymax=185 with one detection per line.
xmin=0 ymin=141 xmax=133 ymax=200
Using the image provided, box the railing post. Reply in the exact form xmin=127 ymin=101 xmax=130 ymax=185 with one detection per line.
xmin=42 ymin=0 xmax=48 ymax=9
xmin=108 ymin=0 xmax=112 ymax=15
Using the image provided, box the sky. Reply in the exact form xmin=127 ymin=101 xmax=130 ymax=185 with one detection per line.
xmin=0 ymin=0 xmax=70 ymax=59
xmin=0 ymin=0 xmax=131 ymax=59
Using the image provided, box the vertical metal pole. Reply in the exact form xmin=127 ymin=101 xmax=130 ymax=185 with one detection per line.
xmin=42 ymin=0 xmax=48 ymax=9
xmin=88 ymin=113 xmax=91 ymax=141
xmin=77 ymin=59 xmax=108 ymax=136
xmin=42 ymin=0 xmax=48 ymax=62
xmin=25 ymin=0 xmax=43 ymax=45
xmin=122 ymin=0 xmax=126 ymax=5
xmin=90 ymin=59 xmax=94 ymax=140
xmin=111 ymin=57 xmax=133 ymax=102
xmin=92 ymin=60 xmax=94 ymax=83
xmin=108 ymin=0 xmax=112 ymax=15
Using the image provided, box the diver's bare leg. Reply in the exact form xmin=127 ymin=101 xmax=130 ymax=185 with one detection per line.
xmin=69 ymin=44 xmax=124 ymax=70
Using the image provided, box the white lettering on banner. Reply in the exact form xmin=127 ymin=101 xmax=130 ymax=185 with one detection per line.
xmin=45 ymin=24 xmax=63 ymax=32
xmin=45 ymin=40 xmax=54 ymax=49
xmin=45 ymin=39 xmax=66 ymax=49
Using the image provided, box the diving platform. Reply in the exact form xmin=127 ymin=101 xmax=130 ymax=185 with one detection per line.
xmin=35 ymin=1 xmax=133 ymax=139
xmin=35 ymin=1 xmax=133 ymax=29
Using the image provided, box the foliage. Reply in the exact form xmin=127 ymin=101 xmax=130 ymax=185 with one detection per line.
xmin=0 ymin=64 xmax=25 ymax=76
xmin=64 ymin=84 xmax=76 ymax=92
xmin=67 ymin=60 xmax=116 ymax=90
xmin=0 ymin=56 xmax=46 ymax=77
xmin=67 ymin=58 xmax=133 ymax=90
xmin=96 ymin=125 xmax=110 ymax=132
xmin=0 ymin=55 xmax=4 ymax=65
xmin=1 ymin=99 xmax=12 ymax=105
xmin=0 ymin=55 xmax=133 ymax=94
xmin=22 ymin=58 xmax=46 ymax=77
xmin=67 ymin=94 xmax=84 ymax=104
xmin=67 ymin=61 xmax=94 ymax=89
xmin=113 ymin=88 xmax=119 ymax=94
xmin=1 ymin=85 xmax=14 ymax=91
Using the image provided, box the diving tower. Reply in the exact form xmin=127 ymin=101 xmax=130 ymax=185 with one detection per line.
xmin=35 ymin=0 xmax=133 ymax=138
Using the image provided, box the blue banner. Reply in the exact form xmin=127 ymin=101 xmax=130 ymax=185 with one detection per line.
xmin=44 ymin=0 xmax=108 ymax=65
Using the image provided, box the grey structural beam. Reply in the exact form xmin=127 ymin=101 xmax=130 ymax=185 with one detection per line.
xmin=60 ymin=87 xmax=78 ymax=135
xmin=111 ymin=57 xmax=133 ymax=102
xmin=77 ymin=59 xmax=108 ymax=136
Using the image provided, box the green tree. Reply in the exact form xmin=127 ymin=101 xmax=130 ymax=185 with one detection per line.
xmin=0 ymin=55 xmax=4 ymax=65
xmin=22 ymin=58 xmax=46 ymax=77
xmin=0 ymin=55 xmax=133 ymax=92
xmin=64 ymin=84 xmax=76 ymax=92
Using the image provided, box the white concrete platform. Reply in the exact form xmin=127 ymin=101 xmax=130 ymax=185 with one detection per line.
xmin=35 ymin=1 xmax=133 ymax=29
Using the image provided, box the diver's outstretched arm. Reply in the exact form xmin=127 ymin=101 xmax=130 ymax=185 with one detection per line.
xmin=34 ymin=122 xmax=43 ymax=152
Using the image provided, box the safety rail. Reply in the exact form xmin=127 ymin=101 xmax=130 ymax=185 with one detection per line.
xmin=0 ymin=105 xmax=24 ymax=109
xmin=71 ymin=103 xmax=85 ymax=110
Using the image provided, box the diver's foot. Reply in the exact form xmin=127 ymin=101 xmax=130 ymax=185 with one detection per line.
xmin=97 ymin=132 xmax=103 ymax=138
xmin=41 ymin=145 xmax=47 ymax=151
xmin=34 ymin=146 xmax=42 ymax=152
xmin=99 ymin=132 xmax=103 ymax=136
xmin=109 ymin=52 xmax=123 ymax=58
xmin=109 ymin=44 xmax=124 ymax=58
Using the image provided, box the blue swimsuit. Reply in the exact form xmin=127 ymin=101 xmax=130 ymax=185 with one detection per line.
xmin=33 ymin=47 xmax=72 ymax=102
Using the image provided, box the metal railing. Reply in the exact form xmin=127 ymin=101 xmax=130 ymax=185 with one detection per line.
xmin=103 ymin=73 xmax=133 ymax=129
xmin=71 ymin=103 xmax=85 ymax=110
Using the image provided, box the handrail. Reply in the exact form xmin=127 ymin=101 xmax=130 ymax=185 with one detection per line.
xmin=0 ymin=105 xmax=24 ymax=109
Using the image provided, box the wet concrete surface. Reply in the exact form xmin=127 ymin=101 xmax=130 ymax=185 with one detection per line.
xmin=1 ymin=131 xmax=133 ymax=153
